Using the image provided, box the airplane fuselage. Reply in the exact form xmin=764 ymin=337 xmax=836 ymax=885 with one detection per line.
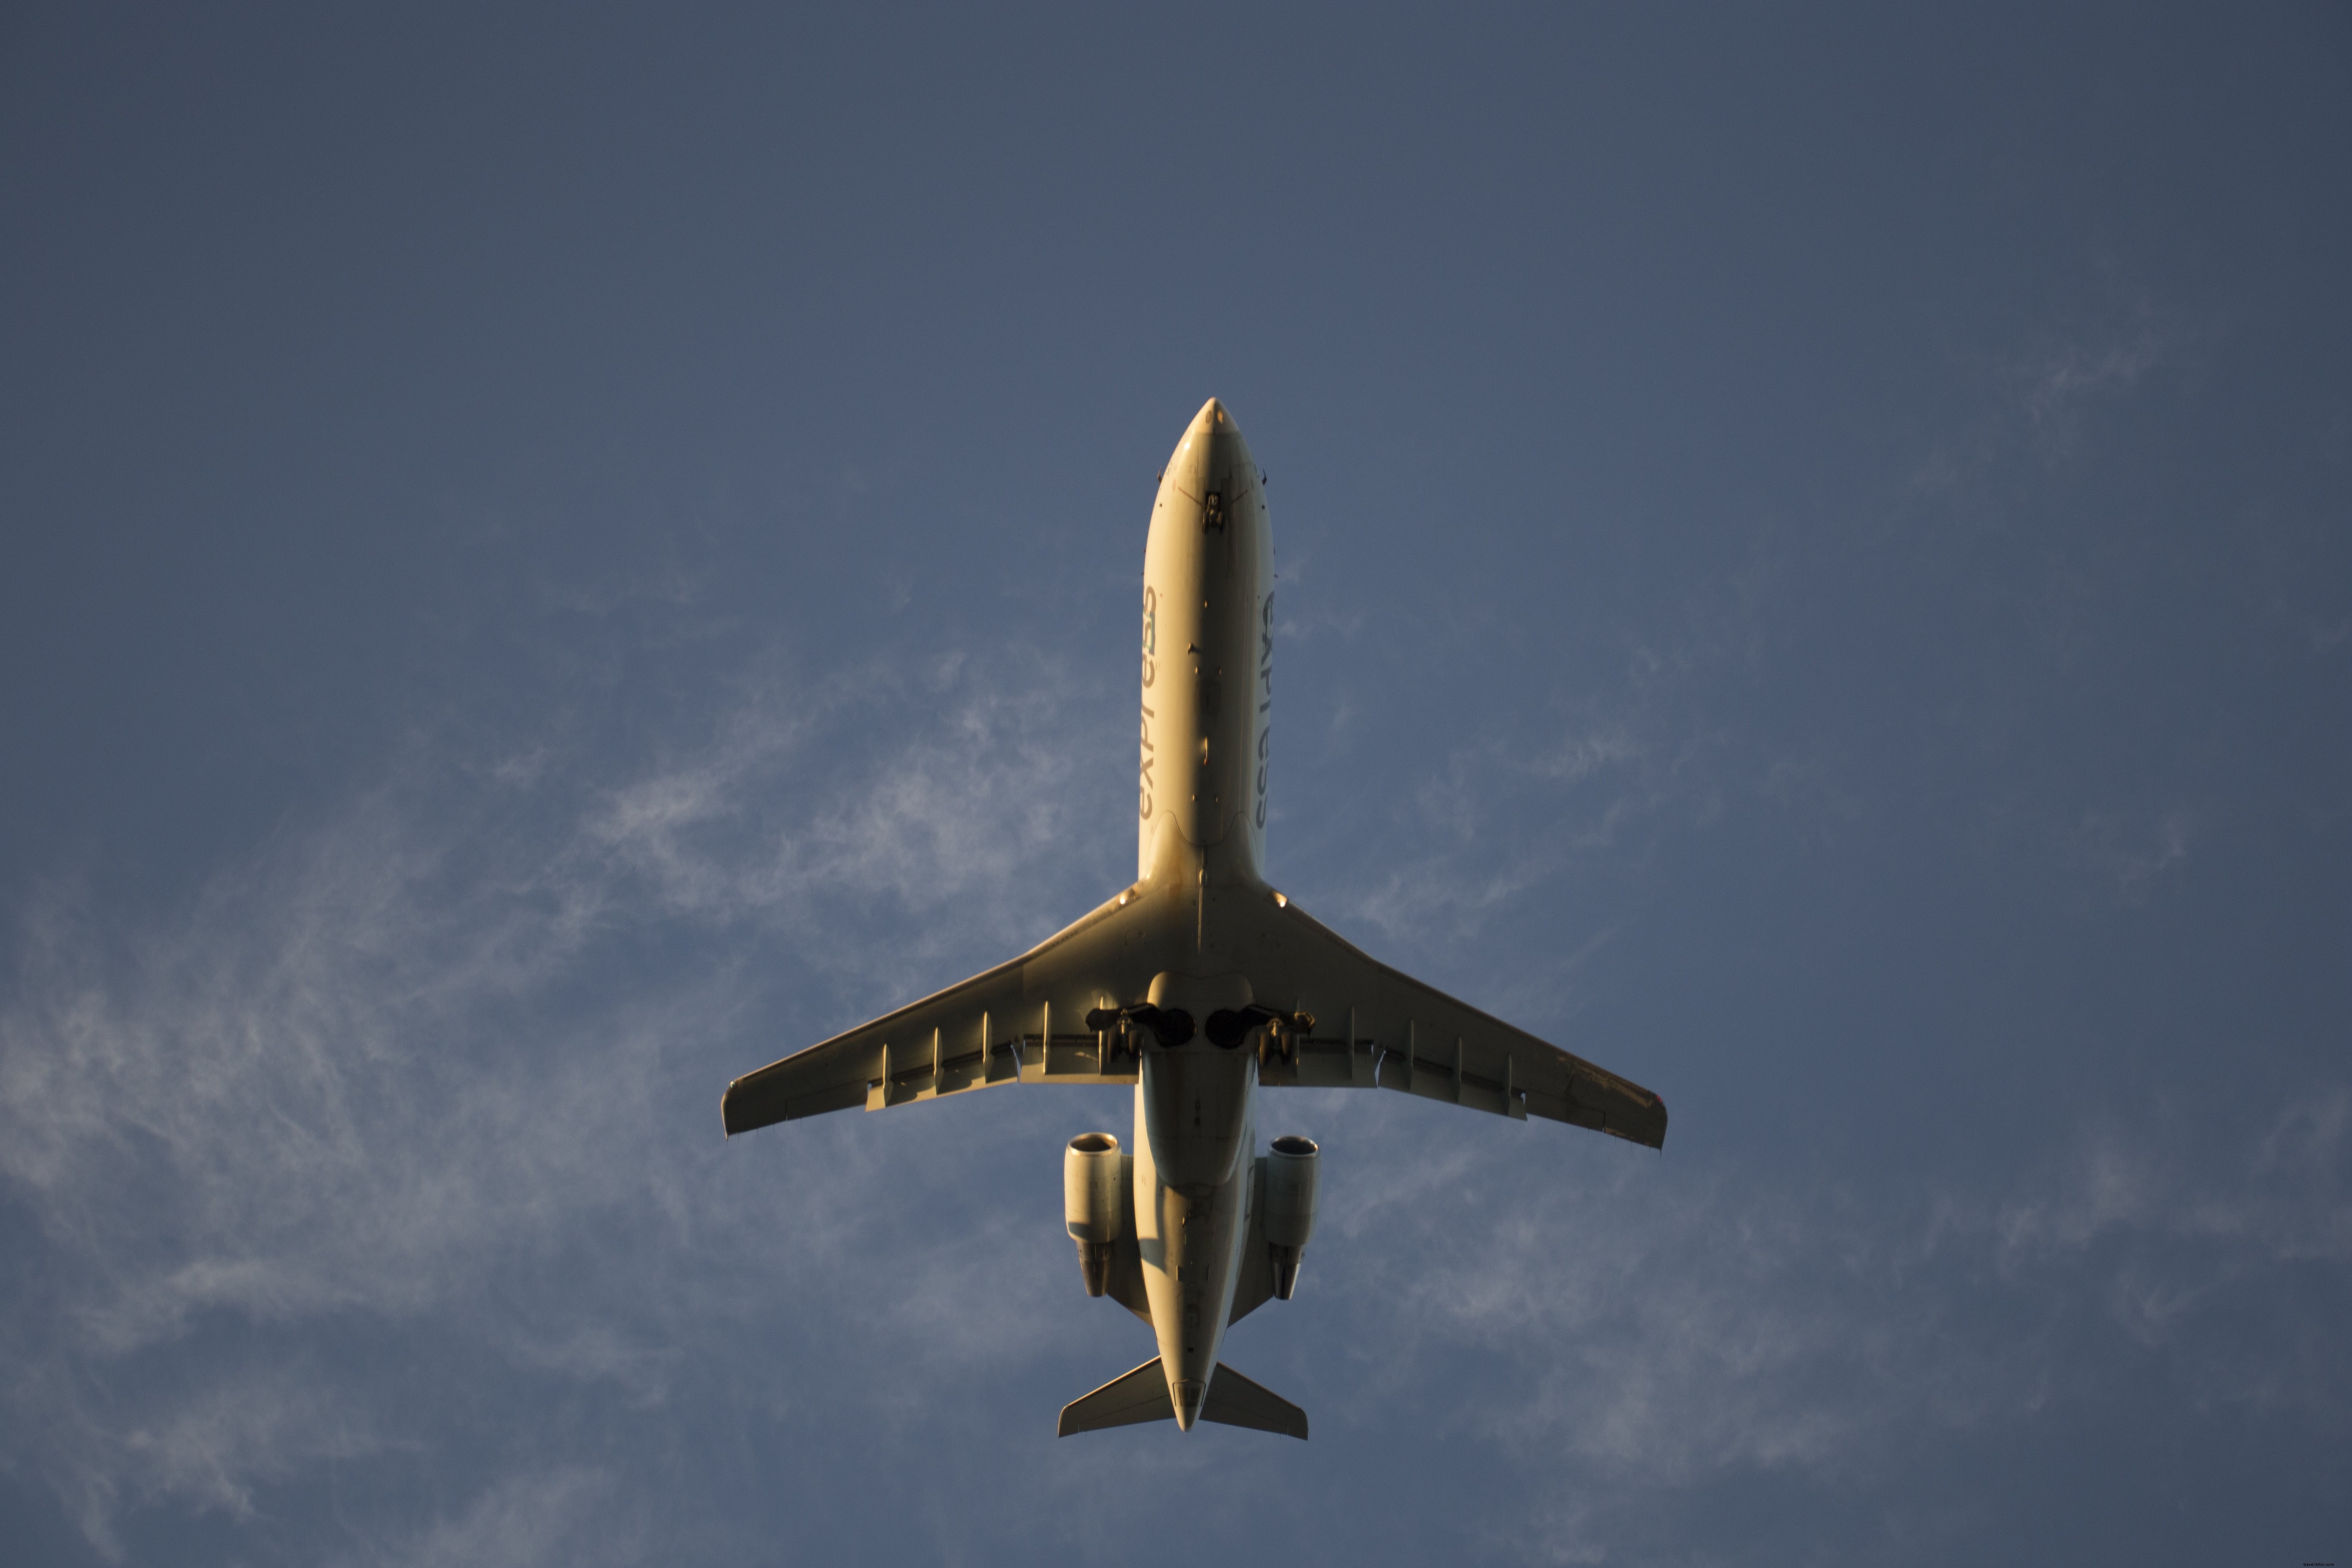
xmin=1129 ymin=398 xmax=1277 ymax=1428
xmin=1137 ymin=398 xmax=1275 ymax=885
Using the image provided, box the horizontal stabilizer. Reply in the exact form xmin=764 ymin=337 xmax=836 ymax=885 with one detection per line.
xmin=1200 ymin=1362 xmax=1308 ymax=1439
xmin=1057 ymin=1358 xmax=1172 ymax=1435
xmin=1057 ymin=1358 xmax=1308 ymax=1440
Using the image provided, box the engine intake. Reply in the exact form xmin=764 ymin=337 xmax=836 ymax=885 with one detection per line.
xmin=1063 ymin=1132 xmax=1126 ymax=1297
xmin=1262 ymin=1134 xmax=1320 ymax=1300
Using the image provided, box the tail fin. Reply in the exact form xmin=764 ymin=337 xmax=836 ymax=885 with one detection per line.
xmin=1056 ymin=1358 xmax=1308 ymax=1440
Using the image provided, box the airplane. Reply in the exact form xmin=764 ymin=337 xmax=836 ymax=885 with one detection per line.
xmin=721 ymin=397 xmax=1668 ymax=1441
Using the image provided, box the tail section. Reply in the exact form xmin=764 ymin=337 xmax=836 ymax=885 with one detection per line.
xmin=1198 ymin=1362 xmax=1308 ymax=1439
xmin=1057 ymin=1358 xmax=1173 ymax=1435
xmin=1056 ymin=1358 xmax=1308 ymax=1441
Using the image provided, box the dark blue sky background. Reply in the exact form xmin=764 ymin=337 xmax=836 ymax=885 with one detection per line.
xmin=3 ymin=5 xmax=2347 ymax=1564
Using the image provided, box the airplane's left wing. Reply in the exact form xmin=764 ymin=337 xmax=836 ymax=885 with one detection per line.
xmin=722 ymin=886 xmax=1164 ymax=1136
xmin=1232 ymin=890 xmax=1668 ymax=1148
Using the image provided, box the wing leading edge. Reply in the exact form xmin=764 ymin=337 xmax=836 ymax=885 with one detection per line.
xmin=1232 ymin=891 xmax=1668 ymax=1148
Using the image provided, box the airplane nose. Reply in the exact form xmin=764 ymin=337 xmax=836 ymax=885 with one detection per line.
xmin=1172 ymin=1379 xmax=1206 ymax=1431
xmin=1166 ymin=397 xmax=1247 ymax=493
xmin=1186 ymin=397 xmax=1244 ymax=450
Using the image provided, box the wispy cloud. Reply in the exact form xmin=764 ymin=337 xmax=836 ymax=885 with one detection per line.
xmin=1300 ymin=1082 xmax=2350 ymax=1559
xmin=0 ymin=637 xmax=1115 ymax=1558
xmin=2 ymin=604 xmax=2341 ymax=1565
xmin=2068 ymin=807 xmax=2192 ymax=906
xmin=2017 ymin=328 xmax=2166 ymax=456
xmin=332 ymin=1466 xmax=639 ymax=1568
xmin=1910 ymin=306 xmax=2184 ymax=493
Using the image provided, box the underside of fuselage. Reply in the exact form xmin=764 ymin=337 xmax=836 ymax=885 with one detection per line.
xmin=1129 ymin=398 xmax=1280 ymax=1425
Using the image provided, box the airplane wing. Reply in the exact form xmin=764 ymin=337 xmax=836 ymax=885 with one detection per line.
xmin=1234 ymin=891 xmax=1668 ymax=1148
xmin=722 ymin=886 xmax=1163 ymax=1136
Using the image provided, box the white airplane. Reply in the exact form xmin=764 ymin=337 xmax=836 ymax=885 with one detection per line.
xmin=723 ymin=398 xmax=1668 ymax=1440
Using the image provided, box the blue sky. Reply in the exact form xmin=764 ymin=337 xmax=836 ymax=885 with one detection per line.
xmin=3 ymin=4 xmax=2347 ymax=1563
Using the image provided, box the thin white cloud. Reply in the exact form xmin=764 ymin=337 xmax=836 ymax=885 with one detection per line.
xmin=1910 ymin=305 xmax=2184 ymax=492
xmin=334 ymin=1466 xmax=637 ymax=1568
xmin=2020 ymin=330 xmax=2165 ymax=449
xmin=2068 ymin=808 xmax=2192 ymax=906
xmin=1296 ymin=1083 xmax=2350 ymax=1565
xmin=2 ymin=616 xmax=2343 ymax=1565
xmin=0 ymin=638 xmax=1116 ymax=1557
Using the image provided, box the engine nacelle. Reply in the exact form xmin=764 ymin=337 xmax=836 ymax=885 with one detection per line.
xmin=1262 ymin=1134 xmax=1320 ymax=1300
xmin=1063 ymin=1132 xmax=1126 ymax=1297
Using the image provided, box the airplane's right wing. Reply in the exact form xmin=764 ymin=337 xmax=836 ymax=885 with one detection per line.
xmin=1235 ymin=891 xmax=1668 ymax=1148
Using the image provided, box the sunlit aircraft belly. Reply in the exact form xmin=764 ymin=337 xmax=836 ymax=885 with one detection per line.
xmin=1132 ymin=398 xmax=1275 ymax=1425
xmin=1137 ymin=399 xmax=1273 ymax=885
xmin=1132 ymin=1061 xmax=1254 ymax=1425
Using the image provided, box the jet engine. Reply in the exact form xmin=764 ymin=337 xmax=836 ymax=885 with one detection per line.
xmin=1262 ymin=1134 xmax=1320 ymax=1300
xmin=1063 ymin=1132 xmax=1126 ymax=1297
